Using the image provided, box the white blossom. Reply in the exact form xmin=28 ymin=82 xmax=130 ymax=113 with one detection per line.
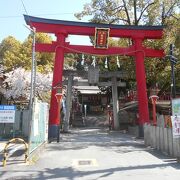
xmin=0 ymin=67 xmax=52 ymax=101
xmin=0 ymin=64 xmax=4 ymax=78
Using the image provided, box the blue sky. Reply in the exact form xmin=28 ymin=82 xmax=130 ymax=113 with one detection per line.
xmin=0 ymin=0 xmax=91 ymax=44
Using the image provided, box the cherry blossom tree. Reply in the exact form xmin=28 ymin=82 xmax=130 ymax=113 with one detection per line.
xmin=0 ymin=67 xmax=52 ymax=105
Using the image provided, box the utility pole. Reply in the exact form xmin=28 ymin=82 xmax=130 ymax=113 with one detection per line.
xmin=29 ymin=27 xmax=36 ymax=107
xmin=169 ymin=44 xmax=177 ymax=99
xmin=25 ymin=25 xmax=36 ymax=145
xmin=24 ymin=25 xmax=36 ymax=107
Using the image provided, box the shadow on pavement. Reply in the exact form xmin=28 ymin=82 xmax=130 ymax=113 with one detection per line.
xmin=1 ymin=162 xmax=180 ymax=180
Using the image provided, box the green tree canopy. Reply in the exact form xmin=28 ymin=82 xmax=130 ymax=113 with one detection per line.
xmin=75 ymin=0 xmax=179 ymax=25
xmin=0 ymin=36 xmax=22 ymax=71
xmin=21 ymin=33 xmax=54 ymax=73
xmin=0 ymin=33 xmax=54 ymax=73
xmin=75 ymin=0 xmax=180 ymax=94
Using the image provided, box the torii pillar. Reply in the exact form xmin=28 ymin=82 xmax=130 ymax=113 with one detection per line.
xmin=134 ymin=38 xmax=149 ymax=135
xmin=48 ymin=33 xmax=67 ymax=140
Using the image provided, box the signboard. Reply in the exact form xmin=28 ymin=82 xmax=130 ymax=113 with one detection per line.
xmin=171 ymin=116 xmax=180 ymax=138
xmin=94 ymin=28 xmax=109 ymax=49
xmin=171 ymin=99 xmax=180 ymax=138
xmin=0 ymin=105 xmax=16 ymax=123
xmin=172 ymin=98 xmax=180 ymax=116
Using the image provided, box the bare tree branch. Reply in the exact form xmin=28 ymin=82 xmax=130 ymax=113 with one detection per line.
xmin=161 ymin=1 xmax=178 ymax=24
xmin=137 ymin=2 xmax=155 ymax=25
xmin=134 ymin=0 xmax=137 ymax=25
xmin=111 ymin=5 xmax=124 ymax=12
xmin=161 ymin=2 xmax=165 ymax=25
xmin=111 ymin=6 xmax=124 ymax=16
xmin=122 ymin=0 xmax=131 ymax=25
xmin=172 ymin=14 xmax=180 ymax=20
xmin=164 ymin=1 xmax=178 ymax=20
xmin=109 ymin=17 xmax=130 ymax=24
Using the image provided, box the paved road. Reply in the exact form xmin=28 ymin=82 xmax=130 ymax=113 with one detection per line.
xmin=1 ymin=128 xmax=180 ymax=180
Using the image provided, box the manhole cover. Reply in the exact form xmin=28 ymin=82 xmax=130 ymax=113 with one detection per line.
xmin=72 ymin=159 xmax=98 ymax=167
xmin=78 ymin=160 xmax=92 ymax=165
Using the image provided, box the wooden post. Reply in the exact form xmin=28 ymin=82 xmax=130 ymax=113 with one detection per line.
xmin=112 ymin=76 xmax=120 ymax=129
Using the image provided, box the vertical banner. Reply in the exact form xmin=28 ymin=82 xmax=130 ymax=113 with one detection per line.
xmin=171 ymin=98 xmax=180 ymax=138
xmin=94 ymin=28 xmax=110 ymax=49
xmin=172 ymin=98 xmax=180 ymax=116
xmin=171 ymin=116 xmax=180 ymax=138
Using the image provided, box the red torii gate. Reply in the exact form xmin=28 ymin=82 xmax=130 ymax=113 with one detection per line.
xmin=24 ymin=15 xmax=164 ymax=139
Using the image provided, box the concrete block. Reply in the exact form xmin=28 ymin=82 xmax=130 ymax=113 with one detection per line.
xmin=143 ymin=124 xmax=147 ymax=144
xmin=172 ymin=136 xmax=180 ymax=158
xmin=163 ymin=128 xmax=169 ymax=154
xmin=177 ymin=139 xmax=180 ymax=158
xmin=148 ymin=125 xmax=152 ymax=146
xmin=173 ymin=138 xmax=179 ymax=157
xmin=152 ymin=126 xmax=156 ymax=148
xmin=144 ymin=124 xmax=150 ymax=146
xmin=156 ymin=126 xmax=160 ymax=150
xmin=159 ymin=127 xmax=164 ymax=151
xmin=167 ymin=128 xmax=173 ymax=156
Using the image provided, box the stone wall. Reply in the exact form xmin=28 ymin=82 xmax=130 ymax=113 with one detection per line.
xmin=144 ymin=124 xmax=180 ymax=158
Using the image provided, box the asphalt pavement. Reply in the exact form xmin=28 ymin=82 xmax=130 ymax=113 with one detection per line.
xmin=1 ymin=128 xmax=180 ymax=180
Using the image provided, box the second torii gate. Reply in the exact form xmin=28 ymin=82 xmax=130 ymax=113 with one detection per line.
xmin=24 ymin=15 xmax=164 ymax=139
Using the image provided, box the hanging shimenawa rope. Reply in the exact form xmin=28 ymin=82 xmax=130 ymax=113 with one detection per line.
xmin=55 ymin=44 xmax=146 ymax=59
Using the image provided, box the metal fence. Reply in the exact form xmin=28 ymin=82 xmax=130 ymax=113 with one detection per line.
xmin=0 ymin=110 xmax=30 ymax=139
xmin=0 ymin=101 xmax=49 ymax=155
xmin=144 ymin=124 xmax=180 ymax=158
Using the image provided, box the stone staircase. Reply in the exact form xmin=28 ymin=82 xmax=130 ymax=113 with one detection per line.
xmin=71 ymin=112 xmax=109 ymax=128
xmin=71 ymin=112 xmax=85 ymax=127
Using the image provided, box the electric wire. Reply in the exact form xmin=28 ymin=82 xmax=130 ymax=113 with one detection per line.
xmin=20 ymin=0 xmax=29 ymax=17
xmin=20 ymin=0 xmax=34 ymax=29
xmin=0 ymin=13 xmax=74 ymax=19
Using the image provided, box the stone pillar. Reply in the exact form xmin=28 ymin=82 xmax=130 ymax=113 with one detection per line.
xmin=63 ymin=74 xmax=73 ymax=132
xmin=112 ymin=76 xmax=120 ymax=129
